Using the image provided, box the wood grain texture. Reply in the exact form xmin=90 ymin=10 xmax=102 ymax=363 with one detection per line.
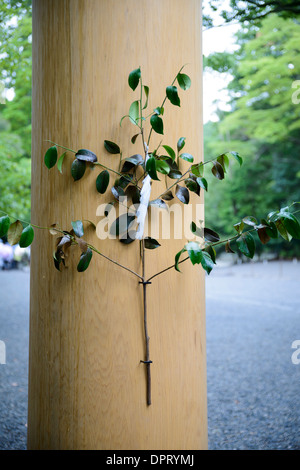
xmin=28 ymin=0 xmax=207 ymax=450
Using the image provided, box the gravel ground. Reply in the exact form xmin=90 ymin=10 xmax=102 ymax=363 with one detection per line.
xmin=0 ymin=261 xmax=299 ymax=450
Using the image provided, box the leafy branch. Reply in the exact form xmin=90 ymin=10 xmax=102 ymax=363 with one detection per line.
xmin=1 ymin=66 xmax=300 ymax=407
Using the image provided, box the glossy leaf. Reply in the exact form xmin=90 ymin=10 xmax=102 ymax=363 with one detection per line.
xmin=128 ymin=67 xmax=141 ymax=91
xmin=19 ymin=225 xmax=34 ymax=248
xmin=236 ymin=232 xmax=256 ymax=258
xmin=111 ymin=186 xmax=125 ymax=200
xmin=243 ymin=216 xmax=257 ymax=227
xmin=71 ymin=159 xmax=86 ymax=181
xmin=234 ymin=221 xmax=244 ymax=234
xmin=77 ymin=247 xmax=93 ymax=272
xmin=166 ymin=86 xmax=180 ymax=107
xmin=177 ymin=137 xmax=186 ymax=152
xmin=191 ymin=163 xmax=203 ymax=177
xmin=177 ymin=73 xmax=191 ymax=91
xmin=119 ymin=230 xmax=136 ymax=244
xmin=154 ymin=106 xmax=164 ymax=116
xmin=204 ymin=245 xmax=217 ymax=265
xmin=204 ymin=228 xmax=220 ymax=242
xmin=71 ymin=220 xmax=84 ymax=238
xmin=275 ymin=218 xmax=292 ymax=241
xmin=146 ymin=156 xmax=160 ymax=180
xmin=280 ymin=212 xmax=300 ymax=239
xmin=161 ymin=190 xmax=174 ymax=201
xmin=162 ymin=145 xmax=176 ymax=162
xmin=196 ymin=177 xmax=208 ymax=191
xmin=257 ymin=227 xmax=271 ymax=245
xmin=104 ymin=140 xmax=121 ymax=154
xmin=121 ymin=154 xmax=144 ymax=173
xmin=179 ymin=153 xmax=194 ymax=163
xmin=150 ymin=114 xmax=164 ymax=135
xmin=96 ymin=170 xmax=110 ymax=194
xmin=168 ymin=169 xmax=182 ymax=179
xmin=211 ymin=161 xmax=225 ymax=180
xmin=7 ymin=220 xmax=23 ymax=246
xmin=185 ymin=178 xmax=199 ymax=194
xmin=217 ymin=154 xmax=229 ymax=172
xmin=75 ymin=149 xmax=97 ymax=163
xmin=175 ymin=184 xmax=189 ymax=204
xmin=0 ymin=215 xmax=10 ymax=238
xmin=144 ymin=237 xmax=161 ymax=250
xmin=44 ymin=146 xmax=58 ymax=169
xmin=228 ymin=151 xmax=243 ymax=166
xmin=149 ymin=199 xmax=168 ymax=210
xmin=155 ymin=159 xmax=170 ymax=175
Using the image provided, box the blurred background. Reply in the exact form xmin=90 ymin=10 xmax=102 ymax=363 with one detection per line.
xmin=0 ymin=0 xmax=299 ymax=450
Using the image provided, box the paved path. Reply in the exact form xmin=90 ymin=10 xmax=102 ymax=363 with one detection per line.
xmin=0 ymin=261 xmax=299 ymax=449
xmin=206 ymin=260 xmax=300 ymax=450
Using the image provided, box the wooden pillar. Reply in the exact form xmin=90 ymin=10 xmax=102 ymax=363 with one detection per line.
xmin=28 ymin=0 xmax=206 ymax=450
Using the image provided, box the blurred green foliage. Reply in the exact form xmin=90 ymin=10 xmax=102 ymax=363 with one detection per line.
xmin=0 ymin=0 xmax=32 ymax=220
xmin=204 ymin=14 xmax=300 ymax=258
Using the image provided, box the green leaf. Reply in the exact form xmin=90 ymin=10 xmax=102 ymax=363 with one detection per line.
xmin=185 ymin=241 xmax=202 ymax=265
xmin=175 ymin=247 xmax=186 ymax=272
xmin=179 ymin=153 xmax=194 ymax=163
xmin=175 ymin=184 xmax=189 ymax=204
xmin=204 ymin=245 xmax=217 ymax=264
xmin=196 ymin=177 xmax=208 ymax=191
xmin=77 ymin=247 xmax=93 ymax=272
xmin=204 ymin=228 xmax=220 ymax=242
xmin=168 ymin=169 xmax=182 ymax=179
xmin=57 ymin=152 xmax=67 ymax=174
xmin=243 ymin=216 xmax=257 ymax=227
xmin=211 ymin=161 xmax=225 ymax=180
xmin=44 ymin=146 xmax=58 ymax=169
xmin=104 ymin=140 xmax=121 ymax=154
xmin=166 ymin=86 xmax=180 ymax=107
xmin=199 ymin=250 xmax=215 ymax=275
xmin=144 ymin=237 xmax=161 ymax=250
xmin=0 ymin=215 xmax=10 ymax=238
xmin=150 ymin=114 xmax=164 ymax=135
xmin=162 ymin=145 xmax=176 ymax=162
xmin=191 ymin=163 xmax=204 ymax=177
xmin=75 ymin=149 xmax=97 ymax=162
xmin=7 ymin=220 xmax=23 ymax=246
xmin=280 ymin=212 xmax=300 ymax=239
xmin=217 ymin=153 xmax=229 ymax=172
xmin=154 ymin=106 xmax=164 ymax=116
xmin=177 ymin=73 xmax=191 ymax=91
xmin=275 ymin=218 xmax=292 ymax=241
xmin=234 ymin=220 xmax=245 ymax=234
xmin=185 ymin=178 xmax=199 ymax=195
xmin=146 ymin=156 xmax=160 ymax=180
xmin=71 ymin=159 xmax=86 ymax=181
xmin=96 ymin=170 xmax=110 ymax=194
xmin=131 ymin=133 xmax=140 ymax=144
xmin=19 ymin=224 xmax=34 ymax=248
xmin=143 ymin=85 xmax=149 ymax=109
xmin=236 ymin=232 xmax=256 ymax=258
xmin=228 ymin=151 xmax=243 ymax=166
xmin=128 ymin=67 xmax=141 ymax=91
xmin=129 ymin=100 xmax=140 ymax=125
xmin=71 ymin=220 xmax=84 ymax=238
xmin=155 ymin=159 xmax=170 ymax=175
xmin=177 ymin=137 xmax=186 ymax=152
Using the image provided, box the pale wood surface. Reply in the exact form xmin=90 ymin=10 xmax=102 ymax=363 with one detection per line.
xmin=28 ymin=0 xmax=207 ymax=450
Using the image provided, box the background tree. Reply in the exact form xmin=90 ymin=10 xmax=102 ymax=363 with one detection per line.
xmin=204 ymin=14 xmax=300 ymax=257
